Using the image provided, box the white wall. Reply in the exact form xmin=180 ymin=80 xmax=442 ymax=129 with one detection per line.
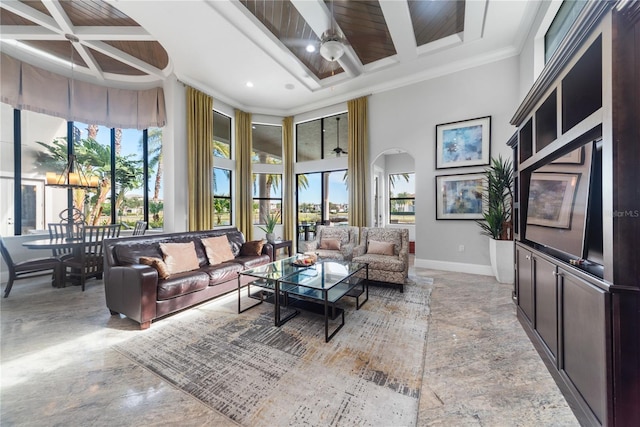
xmin=518 ymin=1 xmax=560 ymax=102
xmin=368 ymin=56 xmax=520 ymax=275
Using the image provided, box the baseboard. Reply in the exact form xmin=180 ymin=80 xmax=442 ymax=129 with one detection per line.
xmin=414 ymin=258 xmax=493 ymax=276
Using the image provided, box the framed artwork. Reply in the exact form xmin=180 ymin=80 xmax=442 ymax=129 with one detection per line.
xmin=436 ymin=116 xmax=491 ymax=169
xmin=436 ymin=173 xmax=485 ymax=220
xmin=526 ymin=173 xmax=580 ymax=229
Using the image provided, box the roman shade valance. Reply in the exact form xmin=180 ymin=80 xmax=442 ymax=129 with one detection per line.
xmin=1 ymin=53 xmax=166 ymax=130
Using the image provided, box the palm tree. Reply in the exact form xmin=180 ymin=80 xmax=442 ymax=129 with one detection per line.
xmin=36 ymin=131 xmax=143 ymax=225
xmin=140 ymin=128 xmax=163 ymax=202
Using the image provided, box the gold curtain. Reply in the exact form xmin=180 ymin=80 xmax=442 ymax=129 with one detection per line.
xmin=235 ymin=109 xmax=253 ymax=241
xmin=282 ymin=116 xmax=296 ymax=250
xmin=348 ymin=96 xmax=369 ymax=227
xmin=186 ymin=86 xmax=213 ymax=231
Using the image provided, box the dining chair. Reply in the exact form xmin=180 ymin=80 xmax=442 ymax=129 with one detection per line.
xmin=62 ymin=224 xmax=121 ymax=291
xmin=48 ymin=222 xmax=83 ymax=260
xmin=0 ymin=236 xmax=62 ymax=298
xmin=132 ymin=220 xmax=147 ymax=236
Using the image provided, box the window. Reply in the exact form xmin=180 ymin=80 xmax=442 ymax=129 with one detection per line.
xmin=296 ymin=170 xmax=348 ymax=225
xmin=213 ymin=111 xmax=231 ymax=159
xmin=296 ymin=112 xmax=347 ymax=162
xmin=2 ymin=105 xmax=163 ymax=235
xmin=147 ymin=127 xmax=164 ymax=229
xmin=253 ymin=173 xmax=281 ymax=224
xmin=545 ymin=0 xmax=586 ymax=63
xmin=213 ymin=168 xmax=232 ymax=226
xmin=252 ymin=124 xmax=282 ymax=164
xmin=389 ymin=173 xmax=415 ymax=224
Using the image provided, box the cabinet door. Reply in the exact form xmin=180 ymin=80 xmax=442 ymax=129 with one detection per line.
xmin=560 ymin=268 xmax=609 ymax=424
xmin=517 ymin=246 xmax=534 ymax=322
xmin=534 ymin=256 xmax=558 ymax=360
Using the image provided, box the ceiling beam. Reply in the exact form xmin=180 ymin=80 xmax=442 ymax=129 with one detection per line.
xmin=290 ymin=0 xmax=362 ymax=77
xmin=41 ymin=0 xmax=75 ymax=35
xmin=73 ymin=27 xmax=154 ymax=41
xmin=0 ymin=26 xmax=63 ymax=40
xmin=463 ymin=0 xmax=488 ymax=42
xmin=378 ymin=0 xmax=417 ymax=62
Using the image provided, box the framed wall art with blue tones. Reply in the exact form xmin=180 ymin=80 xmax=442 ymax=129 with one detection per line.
xmin=436 ymin=116 xmax=491 ymax=169
xmin=436 ymin=173 xmax=486 ymax=220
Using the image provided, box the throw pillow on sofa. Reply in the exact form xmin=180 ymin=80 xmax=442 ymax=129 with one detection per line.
xmin=367 ymin=240 xmax=395 ymax=256
xmin=139 ymin=256 xmax=171 ymax=279
xmin=240 ymin=240 xmax=266 ymax=256
xmin=159 ymin=241 xmax=200 ymax=275
xmin=319 ymin=238 xmax=341 ymax=250
xmin=201 ymin=235 xmax=235 ymax=265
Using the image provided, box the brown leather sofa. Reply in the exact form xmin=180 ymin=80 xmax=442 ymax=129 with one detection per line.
xmin=103 ymin=228 xmax=272 ymax=329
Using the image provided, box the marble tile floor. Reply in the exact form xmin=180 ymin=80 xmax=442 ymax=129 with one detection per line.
xmin=0 ymin=262 xmax=579 ymax=426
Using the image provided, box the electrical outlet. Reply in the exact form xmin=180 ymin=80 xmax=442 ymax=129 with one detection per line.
xmin=458 ymin=245 xmax=465 ymax=252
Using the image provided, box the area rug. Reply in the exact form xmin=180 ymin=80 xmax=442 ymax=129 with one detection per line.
xmin=114 ymin=275 xmax=433 ymax=426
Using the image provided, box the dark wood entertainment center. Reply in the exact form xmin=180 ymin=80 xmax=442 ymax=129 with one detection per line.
xmin=509 ymin=2 xmax=639 ymax=426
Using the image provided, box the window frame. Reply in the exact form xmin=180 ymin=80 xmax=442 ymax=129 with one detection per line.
xmin=388 ymin=172 xmax=416 ymax=225
xmin=8 ymin=107 xmax=162 ymax=235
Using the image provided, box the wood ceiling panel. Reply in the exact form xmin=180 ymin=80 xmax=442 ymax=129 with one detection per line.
xmin=1 ymin=8 xmax=39 ymax=25
xmin=88 ymin=47 xmax=146 ymax=75
xmin=408 ymin=0 xmax=465 ymax=46
xmin=331 ymin=0 xmax=395 ymax=64
xmin=240 ymin=0 xmax=339 ymax=80
xmin=104 ymin=41 xmax=169 ymax=69
xmin=22 ymin=40 xmax=88 ymax=67
xmin=60 ymin=0 xmax=137 ymax=26
xmin=18 ymin=1 xmax=51 ymax=17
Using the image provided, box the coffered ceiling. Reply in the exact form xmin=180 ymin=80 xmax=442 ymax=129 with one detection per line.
xmin=0 ymin=0 xmax=541 ymax=115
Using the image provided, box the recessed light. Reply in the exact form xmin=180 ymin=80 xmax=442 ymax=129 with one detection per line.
xmin=306 ymin=44 xmax=316 ymax=53
xmin=246 ymin=81 xmax=254 ymax=88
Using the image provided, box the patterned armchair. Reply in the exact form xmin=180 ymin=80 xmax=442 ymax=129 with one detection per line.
xmin=352 ymin=227 xmax=409 ymax=292
xmin=298 ymin=225 xmax=359 ymax=261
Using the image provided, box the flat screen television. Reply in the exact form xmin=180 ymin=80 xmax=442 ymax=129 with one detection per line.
xmin=524 ymin=135 xmax=603 ymax=278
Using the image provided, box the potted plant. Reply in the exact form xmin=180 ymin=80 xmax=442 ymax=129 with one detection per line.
xmin=257 ymin=210 xmax=280 ymax=243
xmin=476 ymin=155 xmax=514 ymax=283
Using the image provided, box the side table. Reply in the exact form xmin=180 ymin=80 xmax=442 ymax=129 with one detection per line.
xmin=270 ymin=240 xmax=292 ymax=260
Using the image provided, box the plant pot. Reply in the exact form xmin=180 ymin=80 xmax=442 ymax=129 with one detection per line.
xmin=489 ymin=238 xmax=514 ymax=283
xmin=265 ymin=232 xmax=276 ymax=244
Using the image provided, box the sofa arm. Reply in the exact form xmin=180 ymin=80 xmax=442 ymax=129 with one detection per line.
xmin=262 ymin=242 xmax=274 ymax=261
xmin=352 ymin=244 xmax=366 ymax=258
xmin=299 ymin=239 xmax=319 ymax=253
xmin=105 ymin=264 xmax=158 ymax=328
xmin=341 ymin=243 xmax=356 ymax=261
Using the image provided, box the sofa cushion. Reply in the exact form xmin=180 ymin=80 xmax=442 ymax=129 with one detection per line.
xmin=319 ymin=238 xmax=341 ymax=250
xmin=367 ymin=240 xmax=394 ymax=256
xmin=353 ymin=253 xmax=405 ymax=272
xmin=139 ymin=256 xmax=171 ymax=279
xmin=160 ymin=242 xmax=200 ymax=275
xmin=114 ymin=243 xmax=162 ymax=265
xmin=225 ymin=230 xmax=246 ymax=257
xmin=157 ymin=271 xmax=210 ymax=300
xmin=233 ymin=254 xmax=271 ymax=269
xmin=201 ymin=262 xmax=244 ymax=285
xmin=201 ymin=235 xmax=235 ymax=265
xmin=320 ymin=227 xmax=350 ymax=245
xmin=240 ymin=239 xmax=266 ymax=256
xmin=366 ymin=229 xmax=403 ymax=255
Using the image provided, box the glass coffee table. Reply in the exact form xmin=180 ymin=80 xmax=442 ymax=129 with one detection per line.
xmin=238 ymin=256 xmax=368 ymax=342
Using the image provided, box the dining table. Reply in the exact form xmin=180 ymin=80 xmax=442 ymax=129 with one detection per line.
xmin=22 ymin=237 xmax=85 ymax=251
xmin=22 ymin=237 xmax=86 ymax=287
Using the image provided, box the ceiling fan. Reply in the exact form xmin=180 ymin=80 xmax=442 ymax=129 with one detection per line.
xmin=319 ymin=0 xmax=347 ymax=62
xmin=332 ymin=117 xmax=347 ymax=156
